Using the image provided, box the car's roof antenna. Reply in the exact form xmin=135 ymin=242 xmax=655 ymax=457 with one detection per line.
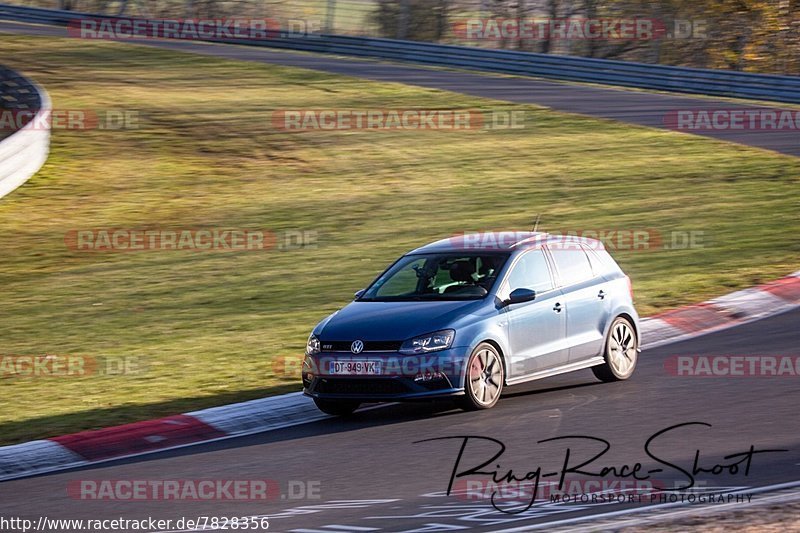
xmin=531 ymin=213 xmax=541 ymax=233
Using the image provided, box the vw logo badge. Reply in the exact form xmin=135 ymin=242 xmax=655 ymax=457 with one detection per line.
xmin=351 ymin=340 xmax=364 ymax=354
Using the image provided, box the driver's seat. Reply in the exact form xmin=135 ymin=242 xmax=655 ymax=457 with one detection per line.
xmin=444 ymin=260 xmax=476 ymax=293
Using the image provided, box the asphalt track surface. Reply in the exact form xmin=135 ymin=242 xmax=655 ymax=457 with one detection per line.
xmin=2 ymin=20 xmax=800 ymax=157
xmin=0 ymin=308 xmax=798 ymax=532
xmin=1 ymin=20 xmax=799 ymax=532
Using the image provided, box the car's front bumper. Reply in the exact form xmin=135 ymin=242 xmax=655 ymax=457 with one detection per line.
xmin=302 ymin=348 xmax=468 ymax=402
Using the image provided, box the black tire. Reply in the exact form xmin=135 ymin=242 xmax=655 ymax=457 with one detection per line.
xmin=313 ymin=398 xmax=360 ymax=416
xmin=458 ymin=342 xmax=504 ymax=411
xmin=592 ymin=316 xmax=638 ymax=382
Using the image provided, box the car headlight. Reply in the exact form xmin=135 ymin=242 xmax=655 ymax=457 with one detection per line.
xmin=306 ymin=333 xmax=321 ymax=355
xmin=399 ymin=329 xmax=455 ymax=355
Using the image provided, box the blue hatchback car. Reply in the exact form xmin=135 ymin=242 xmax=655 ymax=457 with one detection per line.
xmin=302 ymin=232 xmax=640 ymax=415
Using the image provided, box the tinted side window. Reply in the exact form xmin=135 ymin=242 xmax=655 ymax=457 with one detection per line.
xmin=592 ymin=248 xmax=623 ymax=275
xmin=583 ymin=245 xmax=606 ymax=277
xmin=550 ymin=247 xmax=593 ymax=286
xmin=506 ymin=250 xmax=554 ymax=293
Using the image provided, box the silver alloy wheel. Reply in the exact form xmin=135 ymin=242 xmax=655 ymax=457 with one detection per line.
xmin=608 ymin=320 xmax=637 ymax=376
xmin=468 ymin=347 xmax=503 ymax=406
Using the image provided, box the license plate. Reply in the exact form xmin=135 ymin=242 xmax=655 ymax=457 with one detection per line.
xmin=328 ymin=360 xmax=381 ymax=376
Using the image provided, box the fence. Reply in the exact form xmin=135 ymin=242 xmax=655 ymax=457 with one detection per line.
xmin=2 ymin=3 xmax=800 ymax=103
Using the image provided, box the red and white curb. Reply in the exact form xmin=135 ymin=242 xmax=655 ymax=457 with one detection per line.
xmin=1 ymin=270 xmax=798 ymax=483
xmin=640 ymin=270 xmax=800 ymax=349
xmin=0 ymin=393 xmax=328 ymax=482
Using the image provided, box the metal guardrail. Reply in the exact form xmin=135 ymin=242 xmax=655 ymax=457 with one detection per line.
xmin=0 ymin=64 xmax=50 ymax=199
xmin=2 ymin=3 xmax=800 ymax=104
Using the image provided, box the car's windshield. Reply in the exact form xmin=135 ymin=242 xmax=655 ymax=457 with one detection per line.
xmin=360 ymin=252 xmax=510 ymax=301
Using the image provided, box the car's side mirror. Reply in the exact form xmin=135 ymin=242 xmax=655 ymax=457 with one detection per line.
xmin=503 ymin=288 xmax=536 ymax=306
xmin=354 ymin=289 xmax=366 ymax=300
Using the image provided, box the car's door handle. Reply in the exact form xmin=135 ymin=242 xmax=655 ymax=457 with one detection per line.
xmin=553 ymin=302 xmax=562 ymax=312
xmin=598 ymin=290 xmax=606 ymax=300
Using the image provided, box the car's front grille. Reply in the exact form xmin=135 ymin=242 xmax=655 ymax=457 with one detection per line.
xmin=320 ymin=340 xmax=403 ymax=352
xmin=314 ymin=378 xmax=409 ymax=395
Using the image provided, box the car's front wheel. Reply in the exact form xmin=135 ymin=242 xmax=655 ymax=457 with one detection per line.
xmin=592 ymin=316 xmax=638 ymax=382
xmin=313 ymin=398 xmax=360 ymax=416
xmin=458 ymin=342 xmax=504 ymax=411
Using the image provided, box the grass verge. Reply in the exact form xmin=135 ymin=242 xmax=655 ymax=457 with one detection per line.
xmin=0 ymin=35 xmax=798 ymax=445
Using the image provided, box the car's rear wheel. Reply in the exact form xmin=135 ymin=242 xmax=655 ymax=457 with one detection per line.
xmin=592 ymin=316 xmax=638 ymax=382
xmin=313 ymin=398 xmax=360 ymax=416
xmin=458 ymin=342 xmax=504 ymax=411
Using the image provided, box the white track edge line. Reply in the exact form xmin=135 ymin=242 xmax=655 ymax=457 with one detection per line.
xmin=492 ymin=480 xmax=800 ymax=532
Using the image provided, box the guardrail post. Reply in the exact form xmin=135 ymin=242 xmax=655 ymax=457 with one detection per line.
xmin=397 ymin=0 xmax=410 ymax=40
xmin=325 ymin=0 xmax=336 ymax=34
